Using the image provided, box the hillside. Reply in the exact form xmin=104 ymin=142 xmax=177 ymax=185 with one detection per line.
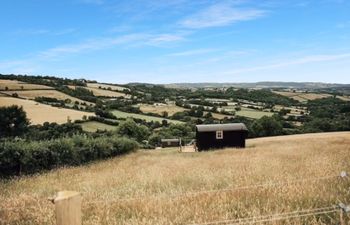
xmin=165 ymin=82 xmax=350 ymax=90
xmin=1 ymin=132 xmax=349 ymax=225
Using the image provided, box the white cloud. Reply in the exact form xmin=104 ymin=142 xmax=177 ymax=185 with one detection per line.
xmin=12 ymin=28 xmax=76 ymax=36
xmin=168 ymin=48 xmax=218 ymax=57
xmin=148 ymin=34 xmax=185 ymax=44
xmin=225 ymin=53 xmax=350 ymax=74
xmin=180 ymin=3 xmax=266 ymax=29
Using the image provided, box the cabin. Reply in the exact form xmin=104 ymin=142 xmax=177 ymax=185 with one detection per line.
xmin=195 ymin=123 xmax=248 ymax=151
xmin=161 ymin=139 xmax=181 ymax=148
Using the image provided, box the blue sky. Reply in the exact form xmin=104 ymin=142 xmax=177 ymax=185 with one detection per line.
xmin=0 ymin=0 xmax=350 ymax=84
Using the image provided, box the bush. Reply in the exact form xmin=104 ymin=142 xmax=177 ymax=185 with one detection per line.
xmin=0 ymin=135 xmax=138 ymax=177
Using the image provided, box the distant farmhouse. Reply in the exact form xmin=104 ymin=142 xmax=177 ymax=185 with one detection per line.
xmin=195 ymin=123 xmax=248 ymax=151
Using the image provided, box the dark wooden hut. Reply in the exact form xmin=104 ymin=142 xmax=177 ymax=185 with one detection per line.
xmin=161 ymin=139 xmax=180 ymax=148
xmin=195 ymin=123 xmax=248 ymax=151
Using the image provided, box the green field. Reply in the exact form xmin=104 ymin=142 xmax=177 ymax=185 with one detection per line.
xmin=236 ymin=108 xmax=274 ymax=119
xmin=80 ymin=121 xmax=118 ymax=132
xmin=111 ymin=110 xmax=183 ymax=124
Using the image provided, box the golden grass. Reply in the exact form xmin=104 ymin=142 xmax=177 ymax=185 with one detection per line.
xmin=86 ymin=83 xmax=129 ymax=92
xmin=273 ymin=91 xmax=333 ymax=102
xmin=0 ymin=79 xmax=53 ymax=91
xmin=2 ymin=90 xmax=94 ymax=106
xmin=0 ymin=97 xmax=94 ymax=124
xmin=139 ymin=104 xmax=185 ymax=116
xmin=1 ymin=132 xmax=350 ymax=224
xmin=68 ymin=85 xmax=129 ymax=98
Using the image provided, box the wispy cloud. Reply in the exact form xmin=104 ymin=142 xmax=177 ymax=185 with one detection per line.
xmin=225 ymin=53 xmax=350 ymax=74
xmin=180 ymin=3 xmax=266 ymax=29
xmin=12 ymin=28 xmax=76 ymax=36
xmin=168 ymin=48 xmax=218 ymax=57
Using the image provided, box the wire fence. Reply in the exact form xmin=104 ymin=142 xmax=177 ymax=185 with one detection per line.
xmin=85 ymin=171 xmax=348 ymax=205
xmin=189 ymin=205 xmax=341 ymax=225
xmin=0 ymin=171 xmax=348 ymax=225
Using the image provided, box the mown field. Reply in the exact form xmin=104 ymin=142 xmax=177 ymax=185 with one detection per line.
xmin=0 ymin=79 xmax=53 ymax=90
xmin=1 ymin=132 xmax=349 ymax=225
xmin=139 ymin=104 xmax=185 ymax=116
xmin=0 ymin=96 xmax=93 ymax=124
xmin=111 ymin=110 xmax=183 ymax=124
xmin=2 ymin=89 xmax=94 ymax=106
xmin=86 ymin=83 xmax=129 ymax=92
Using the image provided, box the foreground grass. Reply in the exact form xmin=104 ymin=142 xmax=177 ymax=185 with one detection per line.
xmin=1 ymin=132 xmax=350 ymax=224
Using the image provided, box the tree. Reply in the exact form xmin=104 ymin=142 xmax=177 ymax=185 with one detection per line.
xmin=250 ymin=116 xmax=283 ymax=137
xmin=0 ymin=106 xmax=29 ymax=138
xmin=117 ymin=119 xmax=150 ymax=142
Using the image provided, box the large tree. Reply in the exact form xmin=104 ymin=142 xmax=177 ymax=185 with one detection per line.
xmin=0 ymin=105 xmax=29 ymax=138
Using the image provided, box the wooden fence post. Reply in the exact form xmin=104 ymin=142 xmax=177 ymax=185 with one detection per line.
xmin=52 ymin=191 xmax=82 ymax=225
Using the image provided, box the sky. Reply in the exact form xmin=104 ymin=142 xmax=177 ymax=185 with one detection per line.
xmin=0 ymin=0 xmax=350 ymax=84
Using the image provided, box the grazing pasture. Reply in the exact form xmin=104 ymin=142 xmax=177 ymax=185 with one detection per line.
xmin=80 ymin=121 xmax=118 ymax=132
xmin=0 ymin=132 xmax=349 ymax=225
xmin=111 ymin=110 xmax=183 ymax=124
xmin=0 ymin=79 xmax=53 ymax=90
xmin=0 ymin=97 xmax=94 ymax=124
xmin=2 ymin=90 xmax=94 ymax=105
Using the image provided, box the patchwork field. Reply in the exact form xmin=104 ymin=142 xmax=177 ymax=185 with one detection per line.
xmin=80 ymin=121 xmax=118 ymax=132
xmin=1 ymin=132 xmax=349 ymax=225
xmin=222 ymin=106 xmax=274 ymax=119
xmin=68 ymin=85 xmax=129 ymax=98
xmin=111 ymin=110 xmax=183 ymax=124
xmin=273 ymin=91 xmax=333 ymax=102
xmin=0 ymin=96 xmax=94 ymax=124
xmin=0 ymin=79 xmax=53 ymax=90
xmin=2 ymin=90 xmax=94 ymax=106
xmin=139 ymin=104 xmax=185 ymax=116
xmin=87 ymin=83 xmax=129 ymax=92
xmin=85 ymin=87 xmax=128 ymax=98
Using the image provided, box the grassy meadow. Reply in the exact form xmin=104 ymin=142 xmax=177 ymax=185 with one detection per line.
xmin=111 ymin=110 xmax=183 ymax=124
xmin=1 ymin=132 xmax=349 ymax=225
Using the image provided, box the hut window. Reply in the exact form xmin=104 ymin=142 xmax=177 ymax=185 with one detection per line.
xmin=216 ymin=130 xmax=223 ymax=139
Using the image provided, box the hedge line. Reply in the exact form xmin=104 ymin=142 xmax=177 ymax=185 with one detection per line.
xmin=0 ymin=135 xmax=138 ymax=177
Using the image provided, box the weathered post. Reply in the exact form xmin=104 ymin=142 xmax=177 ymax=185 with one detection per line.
xmin=51 ymin=191 xmax=82 ymax=225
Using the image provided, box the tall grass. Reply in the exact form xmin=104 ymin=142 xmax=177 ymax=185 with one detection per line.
xmin=1 ymin=132 xmax=350 ymax=224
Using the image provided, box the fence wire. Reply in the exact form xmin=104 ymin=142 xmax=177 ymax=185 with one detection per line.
xmin=190 ymin=205 xmax=340 ymax=225
xmin=85 ymin=171 xmax=347 ymax=205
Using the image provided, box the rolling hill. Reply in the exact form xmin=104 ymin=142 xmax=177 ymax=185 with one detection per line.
xmin=1 ymin=132 xmax=349 ymax=224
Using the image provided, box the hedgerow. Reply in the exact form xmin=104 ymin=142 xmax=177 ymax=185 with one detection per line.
xmin=0 ymin=135 xmax=138 ymax=177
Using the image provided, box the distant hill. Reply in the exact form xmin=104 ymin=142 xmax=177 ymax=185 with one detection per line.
xmin=164 ymin=82 xmax=350 ymax=90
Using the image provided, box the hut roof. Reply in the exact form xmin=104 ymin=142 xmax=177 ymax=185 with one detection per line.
xmin=196 ymin=123 xmax=248 ymax=132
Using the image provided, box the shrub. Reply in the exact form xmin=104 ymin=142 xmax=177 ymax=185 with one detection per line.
xmin=0 ymin=135 xmax=138 ymax=177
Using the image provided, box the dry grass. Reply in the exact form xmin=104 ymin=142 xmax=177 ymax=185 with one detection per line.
xmin=68 ymin=85 xmax=128 ymax=98
xmin=139 ymin=104 xmax=186 ymax=116
xmin=86 ymin=83 xmax=129 ymax=92
xmin=1 ymin=132 xmax=350 ymax=225
xmin=0 ymin=79 xmax=53 ymax=91
xmin=2 ymin=90 xmax=94 ymax=106
xmin=0 ymin=97 xmax=94 ymax=124
xmin=273 ymin=91 xmax=333 ymax=102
